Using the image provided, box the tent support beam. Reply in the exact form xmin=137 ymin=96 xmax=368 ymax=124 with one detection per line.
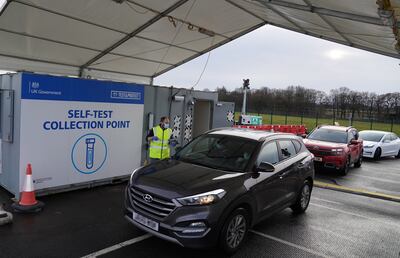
xmin=0 ymin=0 xmax=13 ymax=16
xmin=0 ymin=28 xmax=176 ymax=67
xmin=255 ymin=1 xmax=308 ymax=33
xmin=0 ymin=53 xmax=152 ymax=78
xmin=152 ymin=22 xmax=267 ymax=78
xmin=80 ymin=0 xmax=190 ymax=70
xmin=301 ymin=0 xmax=353 ymax=45
xmin=227 ymin=0 xmax=307 ymax=33
xmin=135 ymin=35 xmax=199 ymax=53
xmin=127 ymin=0 xmax=229 ymax=39
xmin=270 ymin=22 xmax=400 ymax=59
xmin=225 ymin=0 xmax=265 ymax=22
xmin=12 ymin=0 xmax=199 ymax=54
xmin=0 ymin=53 xmax=81 ymax=69
xmin=225 ymin=1 xmax=399 ymax=59
xmin=255 ymin=0 xmax=395 ymax=27
xmin=84 ymin=68 xmax=152 ymax=79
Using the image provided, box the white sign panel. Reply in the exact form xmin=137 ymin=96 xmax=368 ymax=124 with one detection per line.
xmin=19 ymin=73 xmax=144 ymax=191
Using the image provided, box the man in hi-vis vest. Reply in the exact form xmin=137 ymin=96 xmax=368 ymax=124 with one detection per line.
xmin=147 ymin=116 xmax=174 ymax=163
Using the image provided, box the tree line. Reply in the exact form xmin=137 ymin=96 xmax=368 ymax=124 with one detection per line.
xmin=217 ymin=86 xmax=400 ymax=123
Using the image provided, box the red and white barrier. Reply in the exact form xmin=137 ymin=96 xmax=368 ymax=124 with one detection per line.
xmin=233 ymin=124 xmax=307 ymax=136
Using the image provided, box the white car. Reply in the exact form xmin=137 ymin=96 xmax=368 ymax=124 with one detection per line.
xmin=359 ymin=130 xmax=400 ymax=159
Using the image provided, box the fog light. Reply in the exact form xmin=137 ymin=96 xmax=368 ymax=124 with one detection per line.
xmin=181 ymin=222 xmax=207 ymax=234
xmin=189 ymin=222 xmax=206 ymax=227
xmin=182 ymin=228 xmax=206 ymax=234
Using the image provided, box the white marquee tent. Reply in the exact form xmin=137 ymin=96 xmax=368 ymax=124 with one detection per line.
xmin=0 ymin=0 xmax=399 ymax=84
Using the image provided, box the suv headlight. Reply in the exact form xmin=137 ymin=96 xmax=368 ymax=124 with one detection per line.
xmin=364 ymin=144 xmax=375 ymax=148
xmin=331 ymin=148 xmax=344 ymax=155
xmin=177 ymin=189 xmax=226 ymax=206
xmin=130 ymin=166 xmax=143 ymax=185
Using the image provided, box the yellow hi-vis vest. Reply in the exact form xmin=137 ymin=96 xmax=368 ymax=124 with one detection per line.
xmin=149 ymin=125 xmax=172 ymax=159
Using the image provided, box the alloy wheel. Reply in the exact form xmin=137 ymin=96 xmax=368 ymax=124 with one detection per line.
xmin=226 ymin=214 xmax=247 ymax=249
xmin=300 ymin=184 xmax=311 ymax=209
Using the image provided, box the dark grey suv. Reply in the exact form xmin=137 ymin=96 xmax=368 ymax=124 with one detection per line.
xmin=125 ymin=128 xmax=315 ymax=253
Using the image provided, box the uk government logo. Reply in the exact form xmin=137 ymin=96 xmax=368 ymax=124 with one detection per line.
xmin=71 ymin=133 xmax=108 ymax=174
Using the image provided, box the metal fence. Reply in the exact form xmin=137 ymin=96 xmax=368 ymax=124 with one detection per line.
xmin=239 ymin=107 xmax=400 ymax=134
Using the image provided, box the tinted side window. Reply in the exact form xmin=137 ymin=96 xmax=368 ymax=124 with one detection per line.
xmin=191 ymin=137 xmax=216 ymax=153
xmin=391 ymin=134 xmax=398 ymax=141
xmin=292 ymin=140 xmax=302 ymax=153
xmin=257 ymin=142 xmax=279 ymax=165
xmin=278 ymin=140 xmax=297 ymax=160
xmin=382 ymin=135 xmax=391 ymax=142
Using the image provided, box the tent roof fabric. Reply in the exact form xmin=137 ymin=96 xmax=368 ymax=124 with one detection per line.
xmin=0 ymin=0 xmax=399 ymax=84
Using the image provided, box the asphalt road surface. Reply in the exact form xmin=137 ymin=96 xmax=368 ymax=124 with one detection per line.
xmin=315 ymin=157 xmax=400 ymax=196
xmin=0 ymin=159 xmax=399 ymax=258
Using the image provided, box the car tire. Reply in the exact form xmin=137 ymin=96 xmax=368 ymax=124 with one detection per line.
xmin=354 ymin=152 xmax=362 ymax=168
xmin=219 ymin=208 xmax=249 ymax=255
xmin=373 ymin=148 xmax=381 ymax=160
xmin=291 ymin=180 xmax=312 ymax=214
xmin=396 ymin=149 xmax=400 ymax=159
xmin=340 ymin=157 xmax=350 ymax=176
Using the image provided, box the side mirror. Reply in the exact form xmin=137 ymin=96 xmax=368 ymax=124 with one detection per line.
xmin=301 ymin=134 xmax=307 ymax=139
xmin=256 ymin=162 xmax=275 ymax=173
xmin=383 ymin=139 xmax=391 ymax=143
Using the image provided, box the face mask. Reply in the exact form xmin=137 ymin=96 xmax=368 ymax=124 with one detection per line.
xmin=164 ymin=123 xmax=170 ymax=128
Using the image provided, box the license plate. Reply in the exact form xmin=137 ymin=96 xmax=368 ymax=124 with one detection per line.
xmin=133 ymin=212 xmax=159 ymax=231
xmin=314 ymin=157 xmax=323 ymax=162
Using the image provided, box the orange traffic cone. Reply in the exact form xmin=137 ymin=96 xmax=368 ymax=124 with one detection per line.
xmin=12 ymin=164 xmax=44 ymax=213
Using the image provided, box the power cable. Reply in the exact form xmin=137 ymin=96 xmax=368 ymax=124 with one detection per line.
xmin=191 ymin=37 xmax=214 ymax=88
xmin=154 ymin=0 xmax=197 ymax=74
xmin=126 ymin=1 xmax=149 ymax=14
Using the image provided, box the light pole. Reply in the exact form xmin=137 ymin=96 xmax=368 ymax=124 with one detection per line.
xmin=241 ymin=79 xmax=250 ymax=115
xmin=369 ymin=96 xmax=375 ymax=130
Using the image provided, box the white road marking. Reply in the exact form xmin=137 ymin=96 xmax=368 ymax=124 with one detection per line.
xmin=311 ymin=197 xmax=343 ymax=205
xmin=310 ymin=202 xmax=400 ymax=229
xmin=81 ymin=234 xmax=152 ymax=258
xmin=350 ymin=174 xmax=400 ymax=184
xmin=250 ymin=230 xmax=331 ymax=258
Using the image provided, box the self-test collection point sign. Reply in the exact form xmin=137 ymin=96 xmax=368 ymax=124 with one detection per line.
xmin=19 ymin=73 xmax=144 ymax=191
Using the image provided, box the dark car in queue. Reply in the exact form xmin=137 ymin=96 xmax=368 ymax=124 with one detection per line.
xmin=124 ymin=128 xmax=315 ymax=254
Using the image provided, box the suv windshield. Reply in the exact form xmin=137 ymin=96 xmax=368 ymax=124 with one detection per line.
xmin=176 ymin=134 xmax=258 ymax=172
xmin=307 ymin=128 xmax=348 ymax=144
xmin=359 ymin=131 xmax=385 ymax=142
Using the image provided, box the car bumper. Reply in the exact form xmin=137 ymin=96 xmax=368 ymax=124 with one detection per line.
xmin=124 ymin=186 xmax=222 ymax=249
xmin=362 ymin=148 xmax=375 ymax=158
xmin=313 ymin=155 xmax=346 ymax=170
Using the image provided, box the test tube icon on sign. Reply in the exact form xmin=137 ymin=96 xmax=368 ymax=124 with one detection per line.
xmin=85 ymin=138 xmax=96 ymax=169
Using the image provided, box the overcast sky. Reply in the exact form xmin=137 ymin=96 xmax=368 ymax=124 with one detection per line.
xmin=154 ymin=25 xmax=400 ymax=94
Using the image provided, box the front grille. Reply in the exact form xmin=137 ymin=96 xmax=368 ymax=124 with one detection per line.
xmin=129 ymin=187 xmax=176 ymax=219
xmin=308 ymin=148 xmax=333 ymax=156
